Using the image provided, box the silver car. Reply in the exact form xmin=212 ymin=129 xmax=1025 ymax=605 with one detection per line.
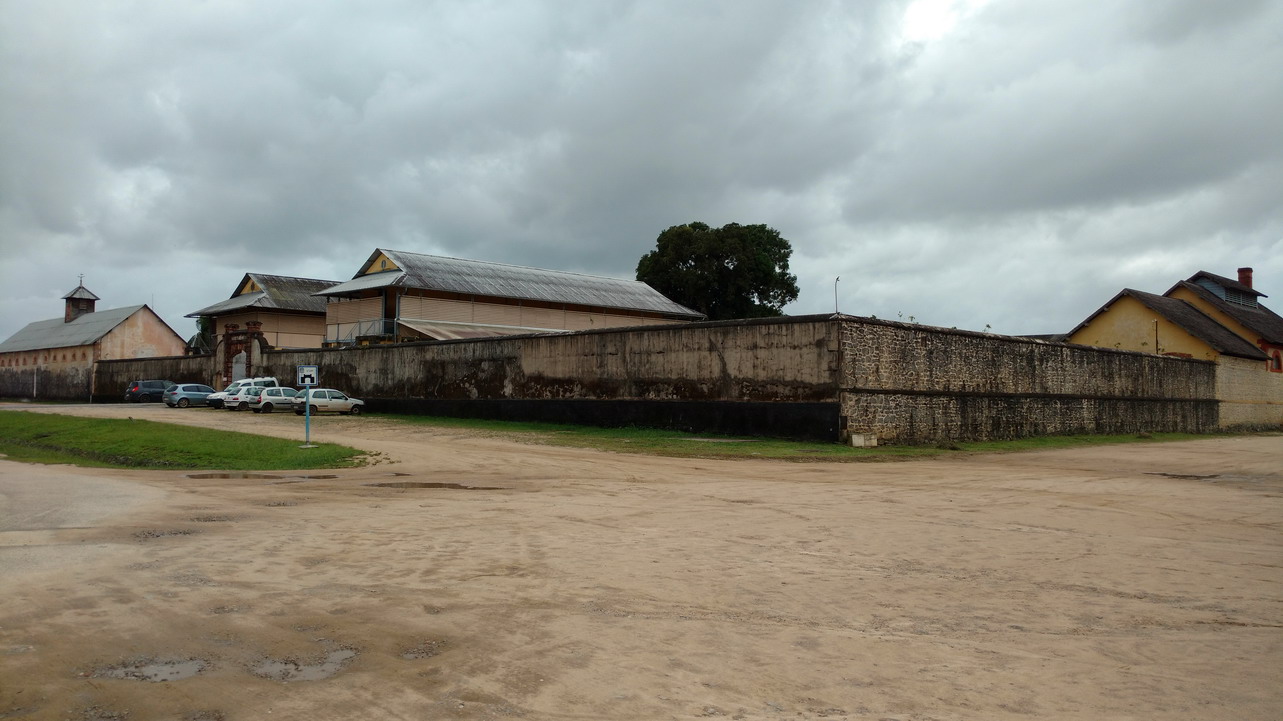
xmin=292 ymin=388 xmax=365 ymax=416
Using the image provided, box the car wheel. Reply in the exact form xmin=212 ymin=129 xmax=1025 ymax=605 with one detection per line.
xmin=349 ymin=405 xmax=362 ymax=416
xmin=177 ymin=398 xmax=190 ymax=408
xmin=295 ymin=410 xmax=304 ymax=416
xmin=139 ymin=393 xmax=150 ymax=403
xmin=238 ymin=401 xmax=249 ymax=411
xmin=262 ymin=402 xmax=273 ymax=414
xmin=310 ymin=405 xmax=319 ymax=415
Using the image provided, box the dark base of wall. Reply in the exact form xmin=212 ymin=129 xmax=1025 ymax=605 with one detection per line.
xmin=372 ymin=398 xmax=842 ymax=442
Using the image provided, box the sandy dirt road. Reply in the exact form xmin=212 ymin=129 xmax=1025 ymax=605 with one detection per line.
xmin=1 ymin=403 xmax=1280 ymax=720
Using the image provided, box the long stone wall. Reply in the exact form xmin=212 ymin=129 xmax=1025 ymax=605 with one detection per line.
xmin=838 ymin=318 xmax=1219 ymax=443
xmin=257 ymin=316 xmax=844 ymax=441
xmin=67 ymin=314 xmax=1235 ymax=443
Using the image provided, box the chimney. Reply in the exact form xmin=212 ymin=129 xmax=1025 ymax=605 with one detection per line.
xmin=1238 ymin=267 xmax=1253 ymax=289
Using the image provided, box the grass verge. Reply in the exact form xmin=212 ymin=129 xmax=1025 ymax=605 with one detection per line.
xmin=382 ymin=414 xmax=1222 ymax=461
xmin=0 ymin=411 xmax=369 ymax=469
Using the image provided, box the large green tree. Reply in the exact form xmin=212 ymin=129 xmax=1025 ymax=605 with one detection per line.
xmin=636 ymin=222 xmax=799 ymax=320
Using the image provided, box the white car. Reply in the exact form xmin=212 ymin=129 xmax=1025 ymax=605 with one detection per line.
xmin=225 ymin=385 xmax=267 ymax=411
xmin=293 ymin=388 xmax=365 ymax=416
xmin=207 ymin=376 xmax=280 ymax=409
xmin=249 ymin=386 xmax=298 ymax=413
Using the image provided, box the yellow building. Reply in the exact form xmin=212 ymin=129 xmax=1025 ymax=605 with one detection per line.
xmin=187 ymin=273 xmax=339 ymax=350
xmin=1067 ymin=268 xmax=1282 ymax=427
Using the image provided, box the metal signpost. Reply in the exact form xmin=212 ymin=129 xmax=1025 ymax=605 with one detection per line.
xmin=297 ymin=365 xmax=319 ymax=448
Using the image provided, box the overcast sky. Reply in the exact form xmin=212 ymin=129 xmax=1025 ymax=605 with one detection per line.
xmin=2 ymin=0 xmax=1280 ymax=342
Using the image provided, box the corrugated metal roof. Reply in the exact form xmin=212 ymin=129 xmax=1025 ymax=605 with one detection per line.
xmin=317 ymin=249 xmax=704 ymax=319
xmin=0 ymin=305 xmax=146 ymax=353
xmin=187 ymin=274 xmax=338 ymax=317
xmin=397 ymin=319 xmax=551 ymax=340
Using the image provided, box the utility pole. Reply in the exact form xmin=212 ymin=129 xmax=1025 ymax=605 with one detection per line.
xmin=834 ymin=277 xmax=841 ymax=314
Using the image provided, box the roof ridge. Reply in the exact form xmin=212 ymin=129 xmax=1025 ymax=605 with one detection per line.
xmin=381 ymin=248 xmax=647 ymax=284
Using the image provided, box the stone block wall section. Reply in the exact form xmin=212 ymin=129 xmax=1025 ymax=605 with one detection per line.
xmin=838 ymin=317 xmax=1219 ymax=443
xmin=1215 ymin=355 xmax=1283 ymax=428
xmin=257 ymin=316 xmax=844 ymax=441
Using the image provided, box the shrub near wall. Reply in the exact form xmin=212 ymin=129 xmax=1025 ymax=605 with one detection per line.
xmin=838 ymin=318 xmax=1219 ymax=443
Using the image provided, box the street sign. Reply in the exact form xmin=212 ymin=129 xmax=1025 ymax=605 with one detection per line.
xmin=297 ymin=365 xmax=319 ymax=387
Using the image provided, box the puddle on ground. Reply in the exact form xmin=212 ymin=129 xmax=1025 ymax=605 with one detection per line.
xmin=186 ymin=472 xmax=281 ymax=480
xmin=94 ymin=658 xmax=207 ymax=682
xmin=251 ymin=648 xmax=357 ymax=681
xmin=1146 ymin=472 xmax=1220 ymax=481
xmin=389 ymin=472 xmax=412 ymax=477
xmin=296 ymin=474 xmax=338 ymax=479
xmin=364 ymin=482 xmax=505 ymax=490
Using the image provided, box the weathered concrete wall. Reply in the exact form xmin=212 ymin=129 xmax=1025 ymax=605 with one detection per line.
xmin=0 ymin=344 xmax=96 ymax=400
xmin=0 ymin=365 xmax=93 ymax=401
xmin=71 ymin=315 xmax=1226 ymax=443
xmin=92 ymin=355 xmax=218 ymax=402
xmin=839 ymin=318 xmax=1219 ymax=443
xmin=1216 ymin=355 xmax=1283 ymax=428
xmin=258 ymin=316 xmax=844 ymax=440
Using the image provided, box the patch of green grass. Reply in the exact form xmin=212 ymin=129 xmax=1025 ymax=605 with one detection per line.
xmin=0 ymin=411 xmax=369 ymax=469
xmin=384 ymin=414 xmax=1226 ymax=461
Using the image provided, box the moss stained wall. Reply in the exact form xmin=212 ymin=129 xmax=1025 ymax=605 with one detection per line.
xmin=257 ymin=317 xmax=838 ymax=402
xmin=93 ymin=355 xmax=219 ymax=401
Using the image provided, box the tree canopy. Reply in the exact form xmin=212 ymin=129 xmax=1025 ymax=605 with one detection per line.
xmin=635 ymin=222 xmax=799 ymax=320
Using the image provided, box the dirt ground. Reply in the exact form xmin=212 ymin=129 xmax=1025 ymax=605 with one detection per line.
xmin=1 ymin=403 xmax=1280 ymax=721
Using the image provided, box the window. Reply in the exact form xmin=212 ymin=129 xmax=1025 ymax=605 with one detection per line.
xmin=1272 ymin=352 xmax=1282 ymax=372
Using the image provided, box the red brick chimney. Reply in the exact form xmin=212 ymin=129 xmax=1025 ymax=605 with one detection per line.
xmin=1238 ymin=267 xmax=1253 ymax=289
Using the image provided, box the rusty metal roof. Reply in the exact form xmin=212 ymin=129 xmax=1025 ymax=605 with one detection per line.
xmin=187 ymin=274 xmax=338 ymax=317
xmin=318 ymin=249 xmax=704 ymax=319
xmin=0 ymin=305 xmax=148 ymax=353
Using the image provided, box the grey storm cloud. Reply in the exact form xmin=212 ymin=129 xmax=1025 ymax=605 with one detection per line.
xmin=1 ymin=0 xmax=1280 ymax=341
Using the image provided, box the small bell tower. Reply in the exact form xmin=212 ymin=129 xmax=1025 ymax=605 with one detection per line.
xmin=62 ymin=275 xmax=100 ymax=323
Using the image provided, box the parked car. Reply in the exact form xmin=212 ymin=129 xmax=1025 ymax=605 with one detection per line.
xmin=225 ymin=385 xmax=268 ymax=411
xmin=124 ymin=379 xmax=175 ymax=403
xmin=249 ymin=386 xmax=298 ymax=413
xmin=207 ymin=376 xmax=280 ymax=409
xmin=163 ymin=383 xmax=217 ymax=408
xmin=292 ymin=388 xmax=365 ymax=415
